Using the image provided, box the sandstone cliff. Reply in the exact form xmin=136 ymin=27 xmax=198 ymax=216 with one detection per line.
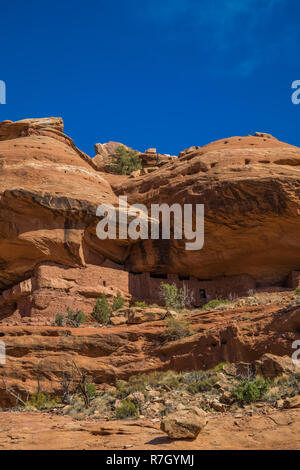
xmin=114 ymin=133 xmax=300 ymax=286
xmin=1 ymin=121 xmax=300 ymax=321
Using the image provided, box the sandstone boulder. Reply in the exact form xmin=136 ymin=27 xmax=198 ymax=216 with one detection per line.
xmin=270 ymin=306 xmax=300 ymax=332
xmin=130 ymin=169 xmax=143 ymax=178
xmin=254 ymin=132 xmax=276 ymax=139
xmin=160 ymin=407 xmax=207 ymax=439
xmin=0 ymin=117 xmax=64 ymax=141
xmin=223 ymin=354 xmax=299 ymax=379
xmin=283 ymin=396 xmax=300 ymax=409
xmin=255 ymin=354 xmax=300 ymax=378
xmin=94 ymin=141 xmax=130 ymax=158
xmin=109 ymin=307 xmax=168 ymax=325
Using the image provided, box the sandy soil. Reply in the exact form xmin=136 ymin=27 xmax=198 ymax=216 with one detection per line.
xmin=0 ymin=409 xmax=299 ymax=450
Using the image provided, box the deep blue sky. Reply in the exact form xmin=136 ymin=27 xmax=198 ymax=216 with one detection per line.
xmin=1 ymin=0 xmax=300 ymax=156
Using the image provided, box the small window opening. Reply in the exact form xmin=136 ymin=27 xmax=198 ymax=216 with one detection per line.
xmin=199 ymin=289 xmax=206 ymax=299
xmin=179 ymin=275 xmax=190 ymax=281
xmin=150 ymin=273 xmax=168 ymax=279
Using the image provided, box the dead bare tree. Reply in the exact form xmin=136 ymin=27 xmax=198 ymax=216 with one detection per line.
xmin=1 ymin=376 xmax=27 ymax=407
xmin=180 ymin=283 xmax=195 ymax=309
xmin=60 ymin=369 xmax=76 ymax=404
xmin=71 ymin=361 xmax=94 ymax=408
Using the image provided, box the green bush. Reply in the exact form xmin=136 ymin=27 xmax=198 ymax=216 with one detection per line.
xmin=187 ymin=378 xmax=218 ymax=394
xmin=265 ymin=375 xmax=300 ymax=403
xmin=160 ymin=283 xmax=181 ymax=309
xmin=202 ymin=299 xmax=230 ymax=310
xmin=160 ymin=282 xmax=194 ymax=310
xmin=92 ymin=294 xmax=111 ymax=324
xmin=108 ymin=146 xmax=141 ymax=175
xmin=55 ymin=314 xmax=65 ymax=327
xmin=86 ymin=382 xmax=97 ymax=398
xmin=93 ymin=292 xmax=126 ymax=323
xmin=162 ymin=317 xmax=193 ymax=342
xmin=66 ymin=307 xmax=86 ymax=327
xmin=232 ymin=377 xmax=272 ymax=404
xmin=112 ymin=291 xmax=125 ymax=311
xmin=116 ymin=370 xmax=182 ymax=398
xmin=213 ymin=362 xmax=230 ymax=372
xmin=295 ymin=287 xmax=300 ymax=296
xmin=183 ymin=371 xmax=218 ymax=394
xmin=55 ymin=309 xmax=86 ymax=328
xmin=26 ymin=393 xmax=61 ymax=410
xmin=115 ymin=399 xmax=139 ymax=419
xmin=134 ymin=301 xmax=148 ymax=308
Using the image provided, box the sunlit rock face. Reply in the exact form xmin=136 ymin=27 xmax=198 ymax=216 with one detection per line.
xmin=0 ymin=117 xmax=131 ymax=291
xmin=114 ymin=134 xmax=300 ymax=286
xmin=1 ymin=122 xmax=300 ymax=321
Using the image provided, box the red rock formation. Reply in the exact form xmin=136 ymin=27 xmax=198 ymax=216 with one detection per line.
xmin=0 ymin=302 xmax=299 ymax=407
xmin=93 ymin=141 xmax=176 ymax=172
xmin=114 ymin=134 xmax=300 ymax=286
xmin=0 ymin=118 xmax=136 ymax=319
xmin=1 ymin=122 xmax=300 ymax=321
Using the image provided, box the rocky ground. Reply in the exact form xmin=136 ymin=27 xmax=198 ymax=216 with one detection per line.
xmin=1 ymin=290 xmax=299 ymax=405
xmin=0 ymin=408 xmax=299 ymax=450
xmin=0 ymin=290 xmax=299 ymax=450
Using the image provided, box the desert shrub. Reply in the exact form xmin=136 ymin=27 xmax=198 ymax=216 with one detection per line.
xmin=160 ymin=283 xmax=194 ymax=310
xmin=86 ymin=382 xmax=97 ymax=398
xmin=116 ymin=379 xmax=146 ymax=398
xmin=187 ymin=378 xmax=218 ymax=394
xmin=182 ymin=370 xmax=207 ymax=384
xmin=160 ymin=283 xmax=181 ymax=309
xmin=108 ymin=146 xmax=141 ymax=175
xmin=202 ymin=299 xmax=230 ymax=310
xmin=232 ymin=377 xmax=272 ymax=404
xmin=247 ymin=289 xmax=255 ymax=297
xmin=183 ymin=370 xmax=218 ymax=394
xmin=295 ymin=287 xmax=300 ymax=296
xmin=66 ymin=307 xmax=86 ymax=327
xmin=115 ymin=399 xmax=139 ymax=419
xmin=266 ymin=374 xmax=300 ymax=402
xmin=213 ymin=362 xmax=230 ymax=372
xmin=162 ymin=317 xmax=193 ymax=342
xmin=55 ymin=314 xmax=65 ymax=327
xmin=93 ymin=292 xmax=125 ymax=324
xmin=92 ymin=294 xmax=111 ymax=324
xmin=112 ymin=291 xmax=125 ymax=311
xmin=134 ymin=301 xmax=148 ymax=308
xmin=116 ymin=370 xmax=182 ymax=398
xmin=26 ymin=393 xmax=61 ymax=410
xmin=65 ymin=398 xmax=86 ymax=418
xmin=55 ymin=309 xmax=86 ymax=328
xmin=65 ymin=394 xmax=115 ymax=419
xmin=155 ymin=370 xmax=182 ymax=389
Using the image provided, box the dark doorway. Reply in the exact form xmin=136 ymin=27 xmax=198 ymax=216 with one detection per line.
xmin=199 ymin=289 xmax=206 ymax=299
